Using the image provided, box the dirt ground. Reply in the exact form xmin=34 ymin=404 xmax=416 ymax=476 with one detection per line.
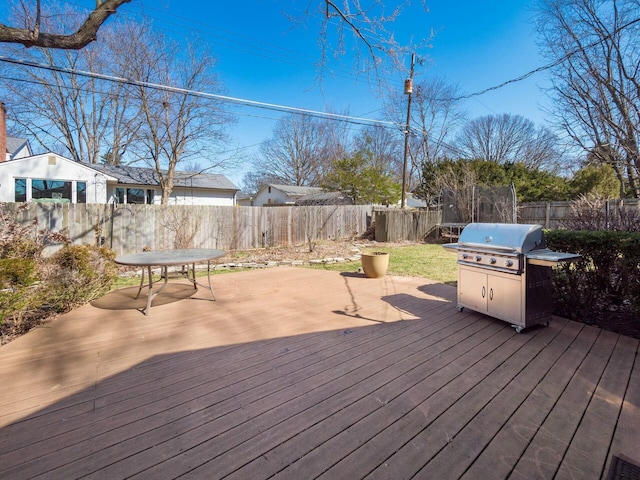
xmin=224 ymin=239 xmax=392 ymax=264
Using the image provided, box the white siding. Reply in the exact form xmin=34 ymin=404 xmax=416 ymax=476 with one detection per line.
xmin=0 ymin=154 xmax=111 ymax=204
xmin=168 ymin=187 xmax=236 ymax=206
xmin=254 ymin=186 xmax=290 ymax=206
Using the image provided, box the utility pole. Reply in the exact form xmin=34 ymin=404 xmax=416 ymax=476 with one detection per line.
xmin=401 ymin=53 xmax=415 ymax=210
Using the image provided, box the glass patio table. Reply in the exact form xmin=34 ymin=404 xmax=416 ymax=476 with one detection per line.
xmin=115 ymin=248 xmax=226 ymax=315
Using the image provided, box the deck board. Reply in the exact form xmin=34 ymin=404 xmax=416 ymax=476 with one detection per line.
xmin=0 ymin=267 xmax=638 ymax=479
xmin=508 ymin=328 xmax=616 ymax=479
xmin=556 ymin=333 xmax=639 ymax=479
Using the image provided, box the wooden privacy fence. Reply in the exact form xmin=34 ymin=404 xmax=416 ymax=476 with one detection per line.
xmin=2 ymin=203 xmax=373 ymax=256
xmin=6 ymin=199 xmax=639 ymax=255
xmin=374 ymin=208 xmax=442 ymax=242
xmin=517 ymin=199 xmax=640 ymax=229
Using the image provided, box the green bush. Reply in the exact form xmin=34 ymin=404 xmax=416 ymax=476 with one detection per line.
xmin=545 ymin=230 xmax=640 ymax=322
xmin=0 ymin=258 xmax=41 ymax=324
xmin=1 ymin=205 xmax=117 ymax=343
xmin=0 ymin=258 xmax=37 ymax=288
xmin=41 ymin=245 xmax=117 ymax=313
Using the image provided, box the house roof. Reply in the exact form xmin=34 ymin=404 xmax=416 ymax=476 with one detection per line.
xmin=96 ymin=164 xmax=239 ymax=191
xmin=266 ymin=184 xmax=323 ymax=196
xmin=406 ymin=193 xmax=428 ymax=208
xmin=296 ymin=191 xmax=354 ymax=205
xmin=0 ymin=153 xmax=119 ymax=181
xmin=6 ymin=136 xmax=31 ymax=158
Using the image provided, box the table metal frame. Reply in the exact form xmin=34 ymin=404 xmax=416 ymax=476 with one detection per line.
xmin=115 ymin=249 xmax=226 ymax=315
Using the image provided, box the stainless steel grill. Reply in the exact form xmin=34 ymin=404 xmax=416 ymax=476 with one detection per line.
xmin=443 ymin=223 xmax=580 ymax=332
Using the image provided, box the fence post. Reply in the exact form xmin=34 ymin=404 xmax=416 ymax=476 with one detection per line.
xmin=545 ymin=202 xmax=550 ymax=228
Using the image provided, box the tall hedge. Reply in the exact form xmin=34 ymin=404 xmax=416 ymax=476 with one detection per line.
xmin=544 ymin=230 xmax=640 ymax=324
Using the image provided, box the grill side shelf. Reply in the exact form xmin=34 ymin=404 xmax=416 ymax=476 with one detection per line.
xmin=526 ymin=250 xmax=581 ymax=267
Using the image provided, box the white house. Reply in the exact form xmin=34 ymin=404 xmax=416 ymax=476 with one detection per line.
xmin=253 ymin=184 xmax=355 ymax=206
xmin=6 ymin=136 xmax=32 ymax=161
xmin=254 ymin=184 xmax=324 ymax=206
xmin=0 ymin=153 xmax=115 ymax=204
xmin=100 ymin=164 xmax=238 ymax=206
xmin=0 ymin=153 xmax=239 ymax=206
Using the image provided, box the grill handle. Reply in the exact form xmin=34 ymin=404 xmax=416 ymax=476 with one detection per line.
xmin=458 ymin=242 xmax=517 ymax=253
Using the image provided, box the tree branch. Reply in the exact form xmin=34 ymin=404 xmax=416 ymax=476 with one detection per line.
xmin=0 ymin=0 xmax=131 ymax=49
xmin=324 ymin=0 xmax=375 ymax=58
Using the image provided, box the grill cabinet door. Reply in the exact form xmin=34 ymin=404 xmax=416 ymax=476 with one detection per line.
xmin=488 ymin=274 xmax=522 ymax=324
xmin=458 ymin=266 xmax=488 ymax=313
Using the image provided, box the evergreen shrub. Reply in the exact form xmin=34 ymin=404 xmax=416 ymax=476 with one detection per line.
xmin=545 ymin=229 xmax=640 ymax=328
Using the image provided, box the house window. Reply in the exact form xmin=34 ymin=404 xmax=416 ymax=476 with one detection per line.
xmin=268 ymin=186 xmax=271 ymax=193
xmin=32 ymin=180 xmax=72 ymax=203
xmin=15 ymin=179 xmax=27 ymax=202
xmin=115 ymin=187 xmax=125 ymax=204
xmin=127 ymin=188 xmax=146 ymax=204
xmin=15 ymin=179 xmax=87 ymax=203
xmin=115 ymin=187 xmax=154 ymax=204
xmin=77 ymin=182 xmax=87 ymax=203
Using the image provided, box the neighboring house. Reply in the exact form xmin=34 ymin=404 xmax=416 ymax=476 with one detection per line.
xmin=236 ymin=192 xmax=254 ymax=207
xmin=296 ymin=191 xmax=354 ymax=206
xmin=0 ymin=153 xmax=115 ymax=204
xmin=253 ymin=184 xmax=355 ymax=206
xmin=0 ymin=153 xmax=239 ymax=206
xmin=405 ymin=193 xmax=428 ymax=209
xmin=1 ymin=101 xmax=32 ymax=161
xmin=6 ymin=136 xmax=32 ymax=161
xmin=254 ymin=184 xmax=325 ymax=206
xmin=100 ymin=164 xmax=238 ymax=206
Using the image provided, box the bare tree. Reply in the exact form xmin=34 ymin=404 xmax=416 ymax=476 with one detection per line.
xmin=423 ymin=159 xmax=477 ymax=222
xmin=249 ymin=113 xmax=337 ymax=187
xmin=537 ymin=0 xmax=640 ymax=197
xmin=455 ymin=113 xmax=562 ymax=169
xmin=0 ymin=0 xmax=130 ymax=49
xmin=125 ymin=32 xmax=233 ymax=204
xmin=353 ymin=124 xmax=402 ymax=177
xmin=309 ymin=1 xmax=431 ymax=81
xmin=1 ymin=8 xmax=142 ymax=164
xmin=385 ymin=77 xmax=467 ymax=190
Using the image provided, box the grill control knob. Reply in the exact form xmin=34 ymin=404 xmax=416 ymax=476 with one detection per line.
xmin=475 ymin=255 xmax=482 ymax=262
xmin=505 ymin=259 xmax=514 ymax=267
xmin=489 ymin=257 xmax=497 ymax=264
xmin=461 ymin=253 xmax=468 ymax=259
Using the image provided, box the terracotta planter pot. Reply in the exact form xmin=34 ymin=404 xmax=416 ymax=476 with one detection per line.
xmin=361 ymin=251 xmax=390 ymax=278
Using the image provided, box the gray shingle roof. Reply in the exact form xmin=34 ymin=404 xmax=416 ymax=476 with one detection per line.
xmin=269 ymin=184 xmax=323 ymax=196
xmin=6 ymin=136 xmax=30 ymax=156
xmin=94 ymin=164 xmax=238 ymax=191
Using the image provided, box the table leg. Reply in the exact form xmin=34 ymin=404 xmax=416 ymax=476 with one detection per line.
xmin=207 ymin=260 xmax=216 ymax=300
xmin=135 ymin=266 xmax=146 ymax=299
xmin=144 ymin=265 xmax=153 ymax=315
xmin=143 ymin=265 xmax=169 ymax=316
xmin=186 ymin=261 xmax=216 ymax=300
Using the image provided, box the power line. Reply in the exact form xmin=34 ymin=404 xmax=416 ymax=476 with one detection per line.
xmin=0 ymin=55 xmax=400 ymax=130
xmin=445 ymin=15 xmax=640 ymax=101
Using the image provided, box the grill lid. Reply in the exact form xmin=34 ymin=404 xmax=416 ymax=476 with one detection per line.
xmin=458 ymin=223 xmax=545 ymax=254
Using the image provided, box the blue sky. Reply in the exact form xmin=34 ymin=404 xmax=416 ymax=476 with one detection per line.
xmin=5 ymin=1 xmax=551 ymax=185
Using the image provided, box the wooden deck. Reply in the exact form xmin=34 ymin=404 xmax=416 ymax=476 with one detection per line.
xmin=0 ymin=267 xmax=638 ymax=479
